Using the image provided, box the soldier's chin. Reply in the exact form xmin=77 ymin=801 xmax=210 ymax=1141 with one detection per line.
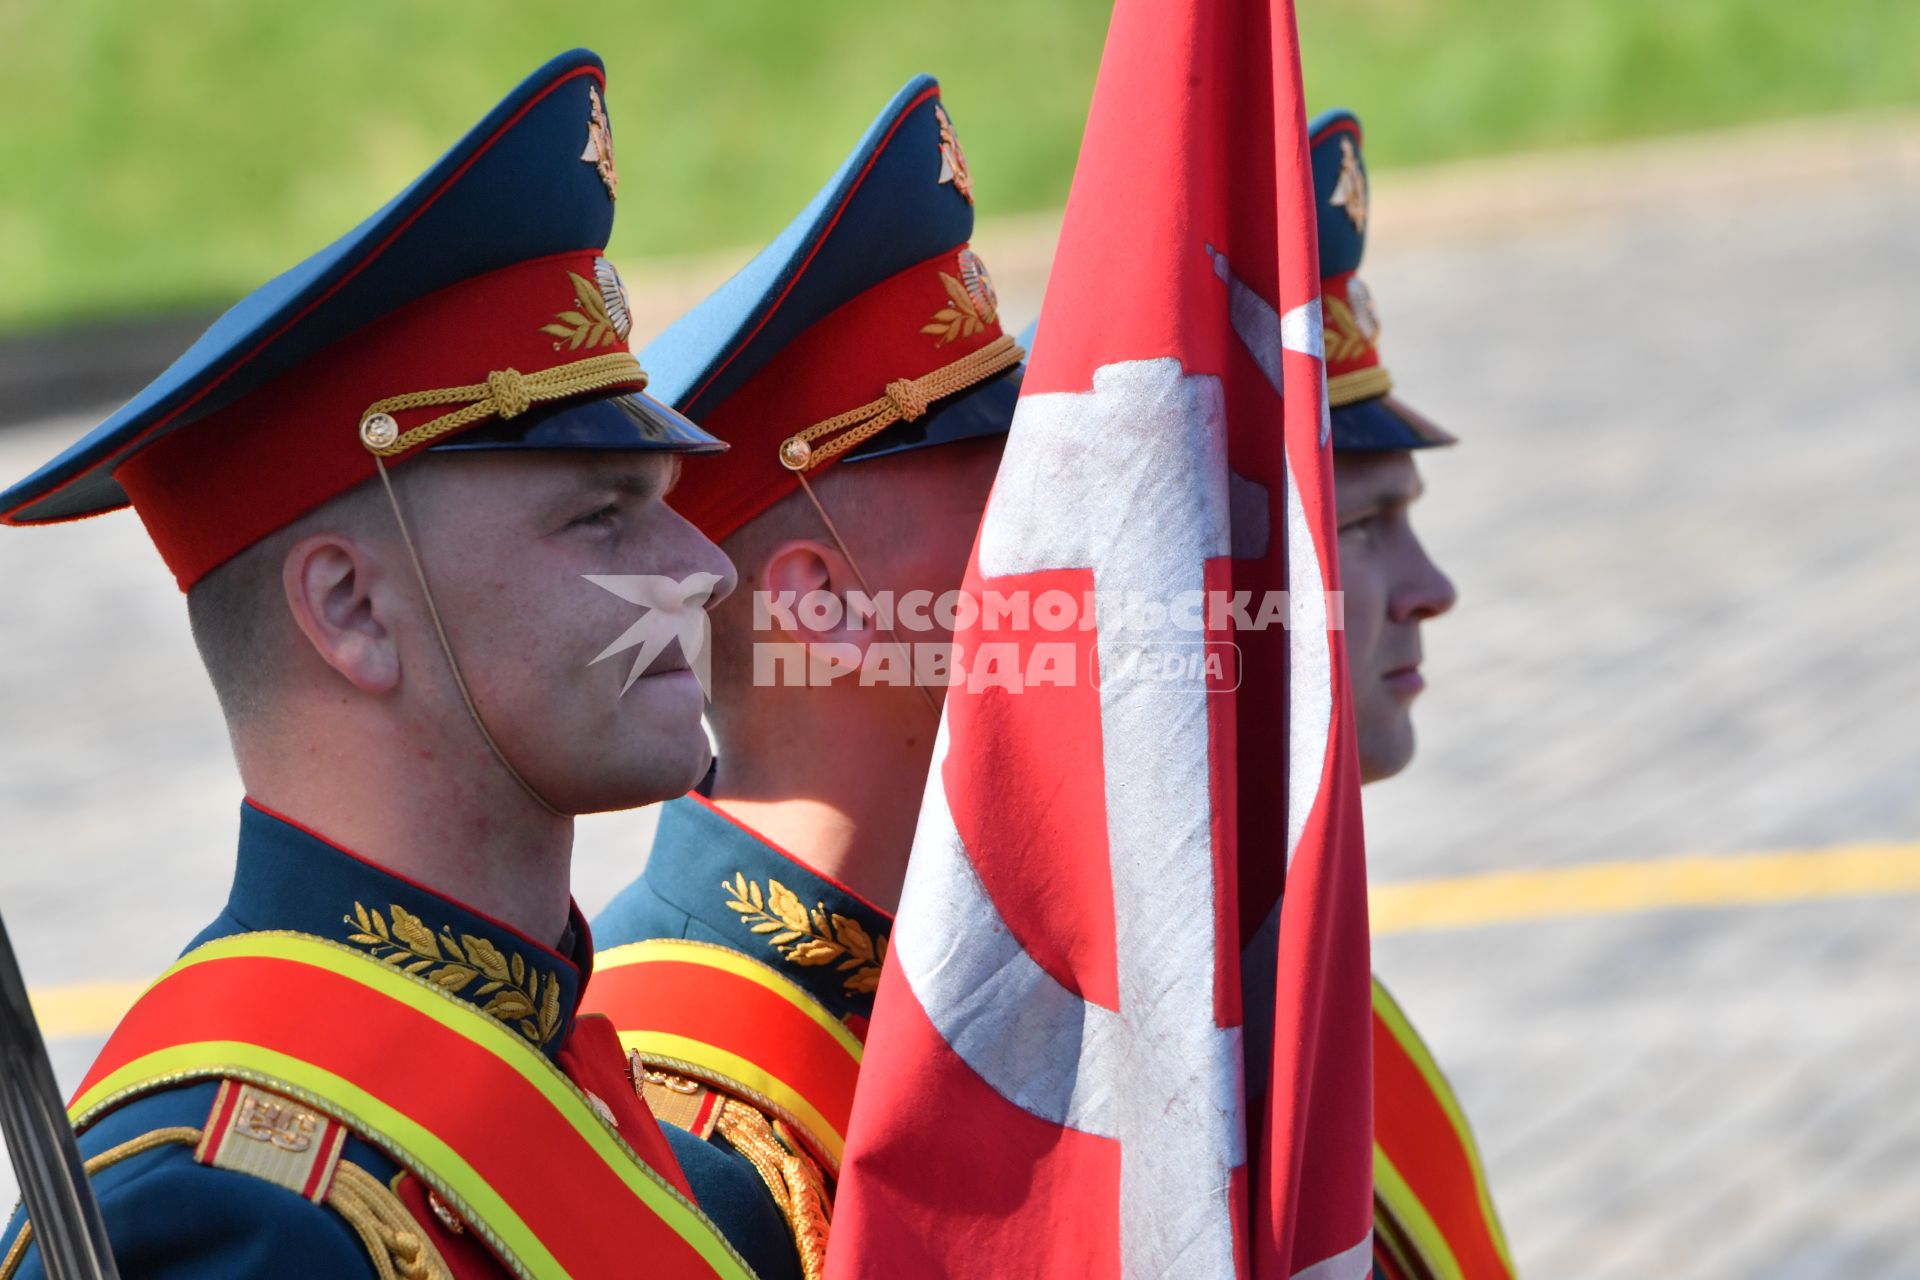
xmin=571 ymin=735 xmax=713 ymax=814
xmin=619 ymin=666 xmax=706 ymax=723
xmin=1355 ymin=712 xmax=1417 ymax=786
xmin=659 ymin=732 xmax=715 ymax=797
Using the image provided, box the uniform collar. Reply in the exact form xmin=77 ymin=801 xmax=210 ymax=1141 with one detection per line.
xmin=645 ymin=794 xmax=894 ymax=1025
xmin=212 ymin=799 xmax=591 ymax=1060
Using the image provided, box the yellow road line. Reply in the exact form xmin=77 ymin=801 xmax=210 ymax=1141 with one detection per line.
xmin=22 ymin=844 xmax=1920 ymax=1039
xmin=30 ymin=980 xmax=146 ymax=1040
xmin=1370 ymin=842 xmax=1920 ymax=935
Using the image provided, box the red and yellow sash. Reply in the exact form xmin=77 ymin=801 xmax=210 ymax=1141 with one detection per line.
xmin=582 ymin=939 xmax=862 ymax=1175
xmin=1372 ymin=976 xmax=1517 ymax=1280
xmin=69 ymin=932 xmax=756 ymax=1280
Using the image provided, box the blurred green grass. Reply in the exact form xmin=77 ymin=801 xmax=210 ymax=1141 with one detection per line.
xmin=0 ymin=0 xmax=1912 ymax=332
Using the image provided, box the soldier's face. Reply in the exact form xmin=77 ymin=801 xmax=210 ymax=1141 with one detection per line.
xmin=1332 ymin=451 xmax=1456 ymax=784
xmin=405 ymin=450 xmax=736 ymax=813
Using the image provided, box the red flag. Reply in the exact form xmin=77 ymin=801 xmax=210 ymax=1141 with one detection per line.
xmin=825 ymin=0 xmax=1373 ymax=1275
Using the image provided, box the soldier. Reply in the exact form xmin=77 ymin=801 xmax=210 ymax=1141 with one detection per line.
xmin=0 ymin=51 xmax=794 ymax=1280
xmin=1307 ymin=109 xmax=1516 ymax=1280
xmin=576 ymin=83 xmax=1509 ymax=1277
xmin=579 ymin=79 xmax=1020 ymax=1280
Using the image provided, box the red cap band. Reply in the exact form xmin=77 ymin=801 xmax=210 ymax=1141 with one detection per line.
xmin=1321 ymin=269 xmax=1392 ymax=407
xmin=668 ymin=247 xmax=1007 ymax=544
xmin=119 ymin=249 xmax=645 ymax=589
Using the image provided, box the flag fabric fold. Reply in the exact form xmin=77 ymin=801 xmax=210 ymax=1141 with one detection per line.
xmin=825 ymin=0 xmax=1374 ymax=1274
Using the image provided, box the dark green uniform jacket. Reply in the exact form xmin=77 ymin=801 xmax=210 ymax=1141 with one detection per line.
xmin=592 ymin=795 xmax=895 ymax=1280
xmin=0 ymin=800 xmax=790 ymax=1279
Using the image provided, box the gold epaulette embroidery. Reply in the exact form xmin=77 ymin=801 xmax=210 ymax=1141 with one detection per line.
xmin=637 ymin=1061 xmax=724 ymax=1142
xmin=0 ymin=1115 xmax=452 ymax=1280
xmin=197 ymin=1081 xmax=348 ymax=1200
xmin=714 ymin=1099 xmax=832 ymax=1280
xmin=198 ymin=1080 xmax=454 ymax=1279
xmin=330 ymin=1164 xmax=455 ymax=1280
xmin=631 ymin=1060 xmax=832 ymax=1280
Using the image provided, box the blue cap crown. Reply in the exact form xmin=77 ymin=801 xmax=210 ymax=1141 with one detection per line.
xmin=3 ymin=50 xmax=719 ymax=588
xmin=1308 ymin=108 xmax=1454 ymax=452
xmin=649 ymin=76 xmax=1023 ymax=542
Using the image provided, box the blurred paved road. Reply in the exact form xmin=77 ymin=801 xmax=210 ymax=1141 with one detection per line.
xmin=2 ymin=121 xmax=1917 ymax=1276
xmin=1360 ymin=134 xmax=1920 ymax=1277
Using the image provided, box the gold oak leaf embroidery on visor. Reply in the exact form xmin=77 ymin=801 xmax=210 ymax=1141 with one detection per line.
xmin=1323 ymin=293 xmax=1378 ymax=364
xmin=921 ymin=270 xmax=996 ymax=348
xmin=540 ymin=272 xmax=627 ymax=351
xmin=721 ymin=874 xmax=888 ymax=995
xmin=345 ymin=902 xmax=564 ymax=1046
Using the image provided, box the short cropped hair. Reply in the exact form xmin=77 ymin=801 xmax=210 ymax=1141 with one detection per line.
xmin=185 ymin=478 xmax=392 ymax=725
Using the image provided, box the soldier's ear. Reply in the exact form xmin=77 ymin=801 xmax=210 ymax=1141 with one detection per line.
xmin=757 ymin=537 xmax=878 ymax=650
xmin=281 ymin=533 xmax=402 ymax=696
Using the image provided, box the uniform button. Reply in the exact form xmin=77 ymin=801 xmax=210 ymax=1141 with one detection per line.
xmin=360 ymin=412 xmax=400 ymax=450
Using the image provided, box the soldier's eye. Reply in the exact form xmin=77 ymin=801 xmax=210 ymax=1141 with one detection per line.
xmin=1344 ymin=516 xmax=1395 ymax=553
xmin=569 ymin=504 xmax=621 ymax=531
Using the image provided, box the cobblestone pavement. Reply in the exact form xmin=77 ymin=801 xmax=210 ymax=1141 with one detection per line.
xmin=1361 ymin=143 xmax=1920 ymax=1277
xmin=2 ymin=126 xmax=1917 ymax=1275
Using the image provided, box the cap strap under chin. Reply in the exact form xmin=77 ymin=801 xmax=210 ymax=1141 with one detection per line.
xmin=372 ymin=456 xmax=567 ymax=819
xmin=789 ymin=469 xmax=942 ymax=722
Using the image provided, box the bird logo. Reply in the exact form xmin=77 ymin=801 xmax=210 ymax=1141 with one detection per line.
xmin=583 ymin=573 xmax=725 ymax=696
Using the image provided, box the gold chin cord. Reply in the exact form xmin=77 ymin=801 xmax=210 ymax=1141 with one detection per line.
xmin=775 ymin=334 xmax=1025 ymax=723
xmin=371 ymin=456 xmax=567 ymax=819
xmin=789 ymin=470 xmax=943 ymax=722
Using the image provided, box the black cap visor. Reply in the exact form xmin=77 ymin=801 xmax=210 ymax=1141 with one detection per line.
xmin=1329 ymin=394 xmax=1456 ymax=453
xmin=429 ymin=390 xmax=727 ymax=455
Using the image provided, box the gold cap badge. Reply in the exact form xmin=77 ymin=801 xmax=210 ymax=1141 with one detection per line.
xmin=934 ymin=103 xmax=973 ymax=205
xmin=1328 ymin=135 xmax=1367 ymax=233
xmin=582 ymin=84 xmax=618 ymax=200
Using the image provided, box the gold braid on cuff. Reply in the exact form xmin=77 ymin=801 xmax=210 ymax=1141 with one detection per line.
xmin=358 ymin=352 xmax=648 ymax=457
xmin=777 ymin=334 xmax=1024 ymax=473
